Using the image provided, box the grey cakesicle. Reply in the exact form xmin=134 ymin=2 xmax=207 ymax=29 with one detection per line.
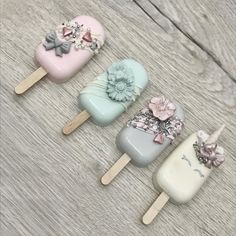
xmin=101 ymin=96 xmax=185 ymax=185
xmin=116 ymin=102 xmax=184 ymax=167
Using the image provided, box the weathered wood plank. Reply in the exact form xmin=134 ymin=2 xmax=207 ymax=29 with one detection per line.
xmin=133 ymin=0 xmax=236 ymax=107
xmin=147 ymin=0 xmax=236 ymax=81
xmin=1 ymin=0 xmax=236 ymax=235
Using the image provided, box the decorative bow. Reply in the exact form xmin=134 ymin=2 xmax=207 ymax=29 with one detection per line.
xmin=193 ymin=131 xmax=224 ymax=168
xmin=43 ymin=31 xmax=72 ymax=57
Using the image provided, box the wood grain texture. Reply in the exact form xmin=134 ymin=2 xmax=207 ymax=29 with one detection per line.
xmin=149 ymin=0 xmax=236 ymax=81
xmin=1 ymin=0 xmax=236 ymax=235
xmin=101 ymin=153 xmax=131 ymax=185
xmin=63 ymin=110 xmax=91 ymax=135
xmin=142 ymin=192 xmax=170 ymax=225
xmin=15 ymin=67 xmax=47 ymax=94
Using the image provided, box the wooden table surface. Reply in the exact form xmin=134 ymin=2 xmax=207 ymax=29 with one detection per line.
xmin=1 ymin=0 xmax=236 ymax=235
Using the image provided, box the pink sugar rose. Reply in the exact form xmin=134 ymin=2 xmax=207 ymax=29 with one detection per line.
xmin=149 ymin=96 xmax=176 ymax=121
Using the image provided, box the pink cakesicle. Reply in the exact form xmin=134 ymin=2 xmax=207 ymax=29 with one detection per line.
xmin=15 ymin=15 xmax=105 ymax=94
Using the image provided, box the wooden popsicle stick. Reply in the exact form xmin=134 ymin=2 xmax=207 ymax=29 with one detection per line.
xmin=101 ymin=153 xmax=131 ymax=185
xmin=15 ymin=67 xmax=47 ymax=94
xmin=62 ymin=110 xmax=91 ymax=135
xmin=142 ymin=192 xmax=169 ymax=225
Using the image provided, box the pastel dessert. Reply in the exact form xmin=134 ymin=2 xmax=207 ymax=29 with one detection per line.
xmin=63 ymin=59 xmax=149 ymax=135
xmin=142 ymin=125 xmax=225 ymax=225
xmin=101 ymin=95 xmax=185 ymax=185
xmin=15 ymin=15 xmax=105 ymax=94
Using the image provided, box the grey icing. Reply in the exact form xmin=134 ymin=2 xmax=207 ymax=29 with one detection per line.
xmin=116 ymin=101 xmax=184 ymax=167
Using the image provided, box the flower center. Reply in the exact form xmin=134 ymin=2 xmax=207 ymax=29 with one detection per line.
xmin=116 ymin=71 xmax=124 ymax=79
xmin=115 ymin=82 xmax=125 ymax=91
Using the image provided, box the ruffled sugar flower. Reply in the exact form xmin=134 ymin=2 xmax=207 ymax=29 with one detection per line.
xmin=198 ymin=143 xmax=224 ymax=168
xmin=149 ymin=96 xmax=176 ymax=121
xmin=106 ymin=62 xmax=136 ymax=102
xmin=193 ymin=131 xmax=225 ymax=168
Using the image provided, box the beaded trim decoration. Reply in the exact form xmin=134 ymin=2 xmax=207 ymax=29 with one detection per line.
xmin=127 ymin=96 xmax=184 ymax=144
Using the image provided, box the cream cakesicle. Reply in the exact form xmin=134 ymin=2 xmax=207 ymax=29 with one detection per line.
xmin=15 ymin=15 xmax=105 ymax=94
xmin=101 ymin=95 xmax=185 ymax=185
xmin=142 ymin=124 xmax=225 ymax=225
xmin=62 ymin=59 xmax=148 ymax=135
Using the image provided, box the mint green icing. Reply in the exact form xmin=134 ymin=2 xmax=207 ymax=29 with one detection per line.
xmin=79 ymin=59 xmax=148 ymax=126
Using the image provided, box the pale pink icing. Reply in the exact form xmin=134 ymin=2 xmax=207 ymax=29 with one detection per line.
xmin=35 ymin=15 xmax=105 ymax=83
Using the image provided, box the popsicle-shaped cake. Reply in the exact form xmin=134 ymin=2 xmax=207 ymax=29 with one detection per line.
xmin=142 ymin=125 xmax=225 ymax=225
xmin=101 ymin=95 xmax=185 ymax=185
xmin=62 ymin=59 xmax=148 ymax=135
xmin=15 ymin=15 xmax=105 ymax=94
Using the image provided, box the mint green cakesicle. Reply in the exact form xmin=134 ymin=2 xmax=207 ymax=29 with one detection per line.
xmin=79 ymin=59 xmax=148 ymax=125
xmin=63 ymin=59 xmax=148 ymax=135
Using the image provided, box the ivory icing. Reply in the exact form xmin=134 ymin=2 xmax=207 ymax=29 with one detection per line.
xmin=153 ymin=133 xmax=212 ymax=204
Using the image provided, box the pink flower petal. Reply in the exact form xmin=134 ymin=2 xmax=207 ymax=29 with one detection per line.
xmin=205 ymin=160 xmax=212 ymax=168
xmin=167 ymin=103 xmax=176 ymax=110
xmin=150 ymin=97 xmax=162 ymax=104
xmin=149 ymin=96 xmax=176 ymax=120
xmin=148 ymin=103 xmax=156 ymax=111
